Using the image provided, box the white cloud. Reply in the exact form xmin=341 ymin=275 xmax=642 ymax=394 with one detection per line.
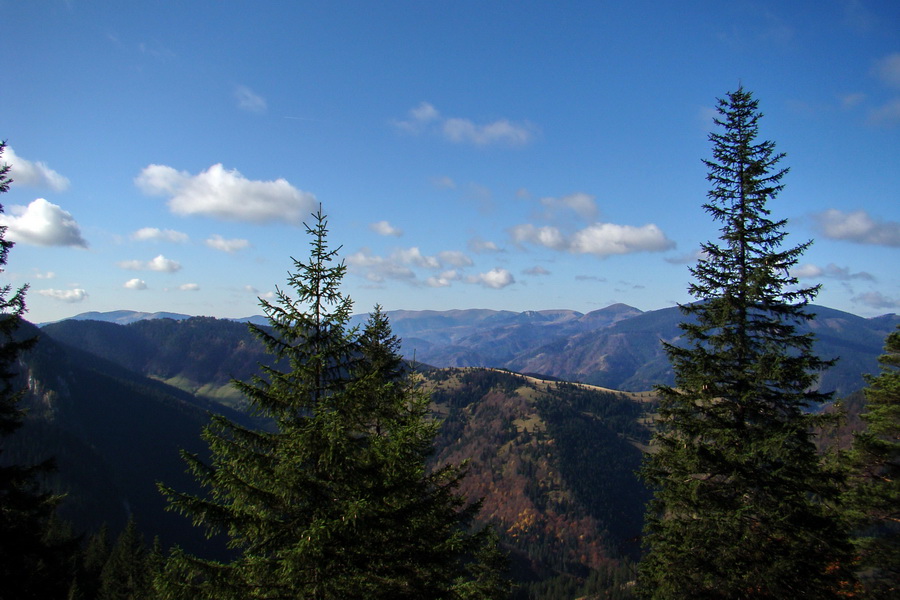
xmin=347 ymin=246 xmax=471 ymax=284
xmin=468 ymin=268 xmax=515 ymax=289
xmin=792 ymin=263 xmax=875 ymax=281
xmin=124 ymin=278 xmax=148 ymax=290
xmin=540 ymin=192 xmax=598 ymax=220
xmin=410 ymin=102 xmax=439 ymax=122
xmin=2 ymin=147 xmax=70 ymax=191
xmin=665 ymin=248 xmax=709 ymax=265
xmin=852 ymin=291 xmax=900 ymax=310
xmin=468 ymin=237 xmax=502 ymax=253
xmin=0 ymin=198 xmax=88 ymax=247
xmin=874 ymin=52 xmax=900 ymax=88
xmin=235 ymin=85 xmax=267 ymax=114
xmin=392 ymin=102 xmax=440 ymax=133
xmin=118 ymin=254 xmax=182 ymax=273
xmin=569 ymin=223 xmax=675 ymax=256
xmin=437 ymin=250 xmax=473 ymax=268
xmin=33 ymin=270 xmax=55 ymax=279
xmin=369 ymin=221 xmax=403 ymax=237
xmin=442 ymin=117 xmax=535 ymax=146
xmin=117 ymin=259 xmax=143 ymax=270
xmin=425 ymin=270 xmax=460 ymax=288
xmin=205 ymin=234 xmax=250 ymax=253
xmin=510 ymin=224 xmax=568 ymax=250
xmin=524 ymin=265 xmax=551 ymax=276
xmin=131 ymin=227 xmax=189 ymax=243
xmin=813 ymin=209 xmax=900 ymax=247
xmin=244 ymin=284 xmax=274 ymax=299
xmin=38 ymin=288 xmax=87 ymax=303
xmin=179 ymin=283 xmax=200 ymax=291
xmin=135 ymin=163 xmax=317 ymax=225
xmin=791 ymin=264 xmax=823 ymax=279
xmin=135 ymin=164 xmax=185 ymax=195
xmin=511 ymin=221 xmax=675 ymax=257
xmin=392 ymin=247 xmax=441 ymax=269
xmin=394 ymin=102 xmax=536 ymax=146
xmin=148 ymin=255 xmax=181 ymax=272
xmin=346 ymin=248 xmax=416 ymax=283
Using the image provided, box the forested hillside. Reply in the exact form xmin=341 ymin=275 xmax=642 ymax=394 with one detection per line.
xmin=6 ymin=321 xmax=248 ymax=556
xmin=11 ymin=319 xmax=653 ymax=598
xmin=42 ymin=317 xmax=275 ymax=408
xmin=426 ymin=368 xmax=651 ymax=597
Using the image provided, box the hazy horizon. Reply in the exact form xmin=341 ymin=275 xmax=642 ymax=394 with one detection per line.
xmin=37 ymin=299 xmax=898 ymax=328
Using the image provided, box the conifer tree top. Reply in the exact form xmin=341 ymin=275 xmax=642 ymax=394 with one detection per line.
xmin=638 ymin=89 xmax=853 ymax=599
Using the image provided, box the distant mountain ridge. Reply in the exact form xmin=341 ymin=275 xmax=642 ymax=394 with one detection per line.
xmin=46 ymin=303 xmax=899 ymax=398
xmin=42 ymin=309 xmax=268 ymax=326
xmin=52 ymin=309 xmax=194 ymax=325
xmin=49 ymin=306 xmax=639 ymax=328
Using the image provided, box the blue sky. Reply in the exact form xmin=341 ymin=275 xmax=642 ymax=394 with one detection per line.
xmin=1 ymin=0 xmax=898 ymax=324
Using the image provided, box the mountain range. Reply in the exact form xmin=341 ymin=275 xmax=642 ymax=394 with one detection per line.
xmin=52 ymin=303 xmax=900 ymax=399
xmin=11 ymin=303 xmax=894 ymax=596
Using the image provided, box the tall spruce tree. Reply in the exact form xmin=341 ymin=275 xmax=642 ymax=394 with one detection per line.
xmin=0 ymin=140 xmax=73 ymax=599
xmin=845 ymin=326 xmax=899 ymax=598
xmin=99 ymin=518 xmax=153 ymax=600
xmin=637 ymin=89 xmax=852 ymax=599
xmin=159 ymin=208 xmax=505 ymax=599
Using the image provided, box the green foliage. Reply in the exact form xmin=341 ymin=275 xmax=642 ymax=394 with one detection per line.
xmin=638 ymin=89 xmax=853 ymax=599
xmin=516 ymin=560 xmax=637 ymax=600
xmin=81 ymin=525 xmax=112 ymax=599
xmin=538 ymin=388 xmax=648 ymax=557
xmin=69 ymin=520 xmax=161 ymax=600
xmin=845 ymin=326 xmax=900 ymax=597
xmin=159 ymin=209 xmax=507 ymax=599
xmin=98 ymin=518 xmax=153 ymax=600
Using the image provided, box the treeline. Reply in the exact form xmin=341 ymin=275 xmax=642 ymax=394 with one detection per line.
xmin=65 ymin=519 xmax=162 ymax=600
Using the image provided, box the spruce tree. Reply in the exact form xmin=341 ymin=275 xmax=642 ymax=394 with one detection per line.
xmin=159 ymin=208 xmax=505 ymax=599
xmin=81 ymin=524 xmax=113 ymax=599
xmin=99 ymin=517 xmax=152 ymax=600
xmin=845 ymin=326 xmax=899 ymax=598
xmin=637 ymin=88 xmax=852 ymax=599
xmin=0 ymin=140 xmax=73 ymax=599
